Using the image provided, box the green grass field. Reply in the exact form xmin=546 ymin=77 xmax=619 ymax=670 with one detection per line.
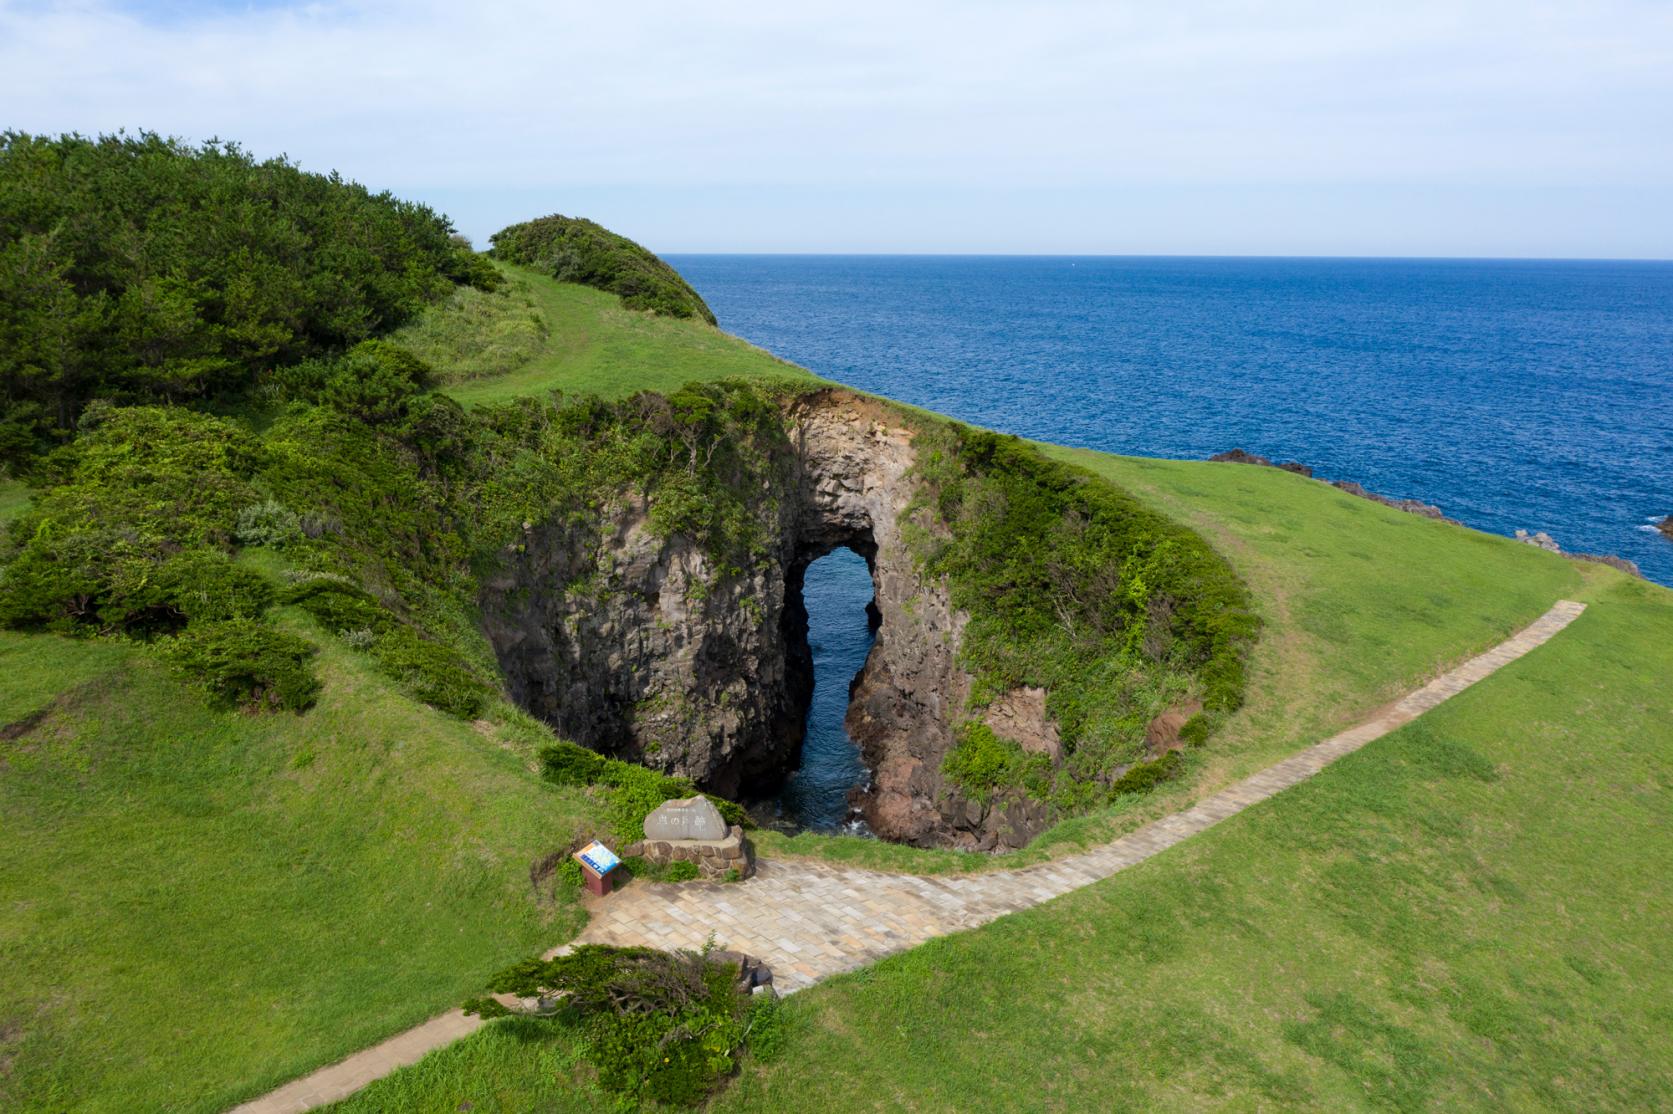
xmin=5 ymin=265 xmax=1668 ymax=1113
xmin=0 ymin=613 xmax=595 ymax=1113
xmin=324 ymin=566 xmax=1673 ymax=1113
xmin=401 ymin=265 xmax=818 ymax=406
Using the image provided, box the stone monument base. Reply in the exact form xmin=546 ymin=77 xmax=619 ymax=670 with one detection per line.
xmin=625 ymin=824 xmax=755 ymax=881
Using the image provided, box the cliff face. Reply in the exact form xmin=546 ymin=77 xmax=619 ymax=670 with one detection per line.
xmin=479 ymin=389 xmax=1052 ymax=849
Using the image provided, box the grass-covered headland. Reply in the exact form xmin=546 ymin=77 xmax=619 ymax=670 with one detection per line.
xmin=1 ymin=133 xmax=1667 ymax=1112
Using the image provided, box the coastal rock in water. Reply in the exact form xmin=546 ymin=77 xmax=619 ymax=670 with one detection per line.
xmin=1208 ymin=447 xmax=1461 ymax=525
xmin=1331 ymin=481 xmax=1455 ymax=523
xmin=643 ymin=796 xmax=728 ymax=841
xmin=1659 ymin=517 xmax=1673 ymax=541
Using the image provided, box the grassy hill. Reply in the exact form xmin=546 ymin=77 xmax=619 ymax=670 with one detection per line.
xmin=2 ymin=233 xmax=1668 ymax=1112
xmin=394 ymin=263 xmax=815 ymax=406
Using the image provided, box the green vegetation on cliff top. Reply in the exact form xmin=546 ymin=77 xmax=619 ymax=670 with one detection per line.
xmin=489 ymin=213 xmax=717 ymax=324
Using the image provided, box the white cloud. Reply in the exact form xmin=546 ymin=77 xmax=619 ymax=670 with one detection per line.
xmin=3 ymin=0 xmax=1670 ymax=253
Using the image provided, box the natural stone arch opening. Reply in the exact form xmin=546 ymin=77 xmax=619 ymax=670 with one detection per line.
xmin=765 ymin=545 xmax=877 ymax=830
xmin=480 ymin=388 xmax=1028 ymax=847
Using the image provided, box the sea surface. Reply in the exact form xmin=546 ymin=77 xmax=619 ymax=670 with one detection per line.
xmin=668 ymin=255 xmax=1673 ymax=828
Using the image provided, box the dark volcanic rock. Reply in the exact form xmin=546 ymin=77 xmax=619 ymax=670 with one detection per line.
xmin=1209 ymin=449 xmax=1313 ymax=476
xmin=1209 ymin=448 xmax=1461 ymax=525
xmin=1516 ymin=529 xmax=1642 ymax=578
xmin=1333 ymin=481 xmax=1457 ymax=524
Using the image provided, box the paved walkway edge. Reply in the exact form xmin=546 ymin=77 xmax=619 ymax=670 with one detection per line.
xmin=229 ymin=599 xmax=1585 ymax=1114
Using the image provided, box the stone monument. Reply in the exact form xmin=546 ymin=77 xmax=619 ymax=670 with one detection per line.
xmin=625 ymin=796 xmax=755 ymax=880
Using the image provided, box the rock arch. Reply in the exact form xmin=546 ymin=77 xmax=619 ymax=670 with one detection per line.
xmin=479 ymin=389 xmax=1046 ymax=849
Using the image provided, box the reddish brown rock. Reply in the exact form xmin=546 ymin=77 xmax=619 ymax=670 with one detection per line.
xmin=982 ymin=687 xmax=1062 ymax=764
xmin=1144 ymin=700 xmax=1205 ymax=756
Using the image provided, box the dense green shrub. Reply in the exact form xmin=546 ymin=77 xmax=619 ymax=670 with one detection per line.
xmin=280 ymin=577 xmax=389 ymax=634
xmin=1108 ymin=750 xmax=1185 ymax=795
xmin=537 ymin=742 xmax=750 ymax=841
xmin=0 ymin=408 xmax=260 ymax=631
xmin=908 ymin=423 xmax=1257 ymax=809
xmin=465 ymin=943 xmax=755 ymax=1106
xmin=0 ymin=131 xmax=495 ymax=467
xmin=489 ymin=214 xmax=715 ymax=323
xmin=1179 ymin=713 xmax=1211 ymax=748
xmin=942 ymin=721 xmax=1046 ymax=800
xmin=234 ymin=499 xmax=302 ymax=548
xmin=369 ymin=626 xmax=490 ymax=718
xmin=539 ymin=740 xmax=611 ymax=786
xmin=164 ymin=619 xmax=320 ymax=712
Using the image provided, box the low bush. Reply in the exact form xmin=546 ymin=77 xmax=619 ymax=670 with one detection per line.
xmin=163 ymin=619 xmax=320 ymax=712
xmin=537 ymin=741 xmax=750 ymax=841
xmin=369 ymin=626 xmax=491 ymax=718
xmin=1108 ymin=750 xmax=1185 ymax=796
xmin=234 ymin=499 xmax=302 ymax=548
xmin=1179 ymin=713 xmax=1211 ymax=748
xmin=464 ymin=943 xmax=756 ymax=1107
xmin=280 ymin=577 xmax=390 ymax=635
xmin=942 ymin=721 xmax=1044 ymax=800
xmin=489 ymin=214 xmax=716 ymax=323
xmin=0 ymin=408 xmax=261 ymax=632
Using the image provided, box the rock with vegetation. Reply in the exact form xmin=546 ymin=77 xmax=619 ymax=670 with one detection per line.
xmin=485 ymin=386 xmax=1256 ymax=849
xmin=489 ymin=213 xmax=716 ymax=323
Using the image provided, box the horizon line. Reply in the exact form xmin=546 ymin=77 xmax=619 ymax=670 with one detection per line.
xmin=655 ymin=250 xmax=1673 ymax=264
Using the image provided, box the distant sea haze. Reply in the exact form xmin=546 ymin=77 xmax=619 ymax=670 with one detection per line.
xmin=671 ymin=255 xmax=1673 ymax=587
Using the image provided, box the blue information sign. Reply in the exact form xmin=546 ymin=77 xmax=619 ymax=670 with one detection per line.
xmin=577 ymin=841 xmax=620 ymax=875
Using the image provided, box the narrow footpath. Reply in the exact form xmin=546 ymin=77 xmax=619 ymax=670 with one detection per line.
xmin=232 ymin=599 xmax=1586 ymax=1114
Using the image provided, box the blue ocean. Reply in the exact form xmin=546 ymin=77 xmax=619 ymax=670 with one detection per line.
xmin=669 ymin=255 xmax=1673 ymax=828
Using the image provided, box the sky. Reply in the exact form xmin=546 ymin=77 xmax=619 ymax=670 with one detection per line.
xmin=3 ymin=0 xmax=1671 ymax=257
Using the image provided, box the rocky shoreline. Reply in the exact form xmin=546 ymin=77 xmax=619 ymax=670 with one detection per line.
xmin=1209 ymin=449 xmax=1642 ymax=577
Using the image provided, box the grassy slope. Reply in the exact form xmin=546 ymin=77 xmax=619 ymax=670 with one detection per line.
xmin=414 ymin=265 xmax=818 ymax=406
xmin=325 ymin=566 xmax=1673 ymax=1113
xmin=0 ymin=612 xmax=593 ymax=1113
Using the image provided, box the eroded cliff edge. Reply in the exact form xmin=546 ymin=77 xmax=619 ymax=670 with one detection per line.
xmin=479 ymin=385 xmax=1255 ymax=851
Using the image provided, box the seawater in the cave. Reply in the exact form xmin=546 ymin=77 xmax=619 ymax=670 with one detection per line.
xmin=763 ymin=546 xmax=876 ymax=833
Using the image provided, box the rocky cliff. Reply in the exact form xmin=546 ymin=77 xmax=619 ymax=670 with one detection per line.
xmin=479 ymin=386 xmax=1243 ymax=852
xmin=476 ymin=389 xmax=1029 ymax=845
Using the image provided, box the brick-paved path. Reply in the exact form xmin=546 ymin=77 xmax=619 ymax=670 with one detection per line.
xmin=230 ymin=599 xmax=1584 ymax=1113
